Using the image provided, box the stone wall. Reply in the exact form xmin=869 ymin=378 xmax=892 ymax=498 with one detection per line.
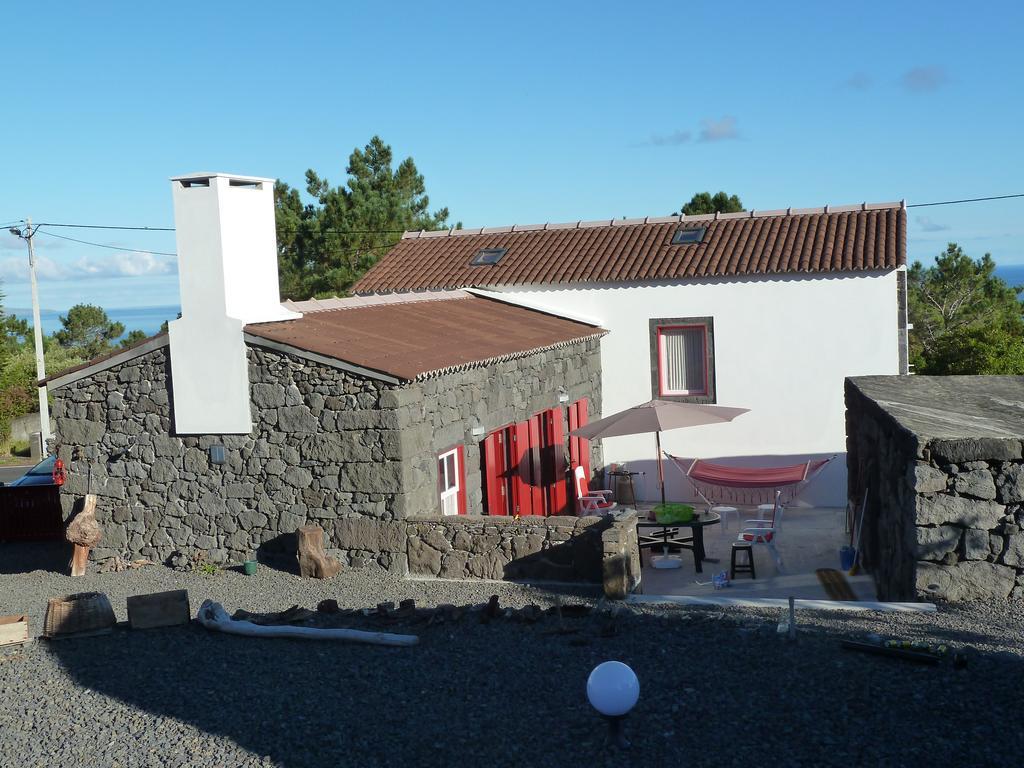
xmin=394 ymin=337 xmax=603 ymax=517
xmin=404 ymin=514 xmax=609 ymax=582
xmin=601 ymin=511 xmax=641 ymax=599
xmin=53 ymin=344 xmax=403 ymax=567
xmin=51 ymin=336 xmax=602 ymax=571
xmin=846 ymin=378 xmax=1024 ymax=601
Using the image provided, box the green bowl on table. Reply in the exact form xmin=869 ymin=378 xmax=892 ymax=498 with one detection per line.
xmin=652 ymin=503 xmax=695 ymax=524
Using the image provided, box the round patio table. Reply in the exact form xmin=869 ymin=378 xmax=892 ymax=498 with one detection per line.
xmin=637 ymin=512 xmax=721 ymax=573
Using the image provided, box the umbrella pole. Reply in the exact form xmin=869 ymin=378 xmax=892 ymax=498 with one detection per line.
xmin=656 ymin=431 xmax=665 ymax=507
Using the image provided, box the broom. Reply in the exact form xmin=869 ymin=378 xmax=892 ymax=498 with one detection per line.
xmin=849 ymin=490 xmax=868 ymax=576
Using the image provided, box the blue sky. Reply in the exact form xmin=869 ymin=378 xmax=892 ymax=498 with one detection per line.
xmin=1 ymin=1 xmax=1022 ymax=311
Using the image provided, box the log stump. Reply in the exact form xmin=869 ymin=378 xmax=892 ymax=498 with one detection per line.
xmin=65 ymin=495 xmax=101 ymax=577
xmin=296 ymin=524 xmax=341 ymax=579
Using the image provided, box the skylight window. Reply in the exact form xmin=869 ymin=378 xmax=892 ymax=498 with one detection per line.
xmin=470 ymin=247 xmax=507 ymax=266
xmin=671 ymin=226 xmax=707 ymax=245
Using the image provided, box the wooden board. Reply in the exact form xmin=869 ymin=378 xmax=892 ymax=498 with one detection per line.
xmin=0 ymin=614 xmax=29 ymax=647
xmin=126 ymin=590 xmax=191 ymax=630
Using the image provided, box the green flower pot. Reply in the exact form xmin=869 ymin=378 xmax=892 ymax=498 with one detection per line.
xmin=243 ymin=560 xmax=258 ymax=576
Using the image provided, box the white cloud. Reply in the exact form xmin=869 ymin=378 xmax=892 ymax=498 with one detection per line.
xmin=901 ymin=66 xmax=948 ymax=92
xmin=643 ymin=129 xmax=692 ymax=147
xmin=0 ymin=251 xmax=177 ymax=283
xmin=840 ymin=72 xmax=873 ymax=90
xmin=639 ymin=116 xmax=739 ymax=148
xmin=916 ymin=216 xmax=950 ymax=232
xmin=698 ymin=116 xmax=739 ymax=142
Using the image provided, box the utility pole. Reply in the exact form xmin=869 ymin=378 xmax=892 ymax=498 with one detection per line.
xmin=9 ymin=218 xmax=51 ymax=452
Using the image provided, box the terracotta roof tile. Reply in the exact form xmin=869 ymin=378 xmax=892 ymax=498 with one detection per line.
xmin=355 ymin=204 xmax=906 ymax=294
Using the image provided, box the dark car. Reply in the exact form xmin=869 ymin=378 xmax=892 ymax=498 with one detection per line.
xmin=3 ymin=455 xmax=56 ymax=487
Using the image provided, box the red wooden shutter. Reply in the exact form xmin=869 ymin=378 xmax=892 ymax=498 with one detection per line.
xmin=513 ymin=420 xmax=533 ymax=516
xmin=568 ymin=402 xmax=580 ymax=471
xmin=527 ymin=415 xmax=544 ymax=516
xmin=482 ymin=432 xmax=504 ymax=516
xmin=546 ymin=407 xmax=568 ymax=515
xmin=571 ymin=398 xmax=591 ymax=483
xmin=456 ymin=444 xmax=468 ymax=515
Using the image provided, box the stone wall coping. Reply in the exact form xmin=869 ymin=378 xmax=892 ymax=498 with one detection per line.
xmin=848 ymin=375 xmax=1024 ymax=441
xmin=406 ymin=513 xmax=605 ymax=527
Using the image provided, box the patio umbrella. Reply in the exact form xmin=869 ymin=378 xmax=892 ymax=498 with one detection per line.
xmin=569 ymin=399 xmax=749 ymax=507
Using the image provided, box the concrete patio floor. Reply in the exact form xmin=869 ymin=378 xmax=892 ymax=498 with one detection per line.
xmin=634 ymin=505 xmax=879 ymax=601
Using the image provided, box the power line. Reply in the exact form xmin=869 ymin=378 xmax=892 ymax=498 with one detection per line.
xmin=36 ymin=221 xmax=175 ymax=231
xmin=35 ymin=229 xmax=398 ymax=261
xmin=34 ymin=220 xmax=408 ymax=235
xmin=907 ymin=193 xmax=1024 ymax=208
xmin=35 ymin=230 xmax=177 ymax=256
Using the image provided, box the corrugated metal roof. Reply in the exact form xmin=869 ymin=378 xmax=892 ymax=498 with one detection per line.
xmin=354 ymin=203 xmax=906 ymax=293
xmin=246 ymin=293 xmax=605 ymax=381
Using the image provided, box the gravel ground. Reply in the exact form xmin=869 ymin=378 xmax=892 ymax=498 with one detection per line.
xmin=2 ymin=542 xmax=1023 ymax=767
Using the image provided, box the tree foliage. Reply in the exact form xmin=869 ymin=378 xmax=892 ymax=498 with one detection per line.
xmin=120 ymin=329 xmax=148 ymax=348
xmin=275 ymin=136 xmax=454 ymax=300
xmin=908 ymin=243 xmax=1024 ymax=374
xmin=679 ymin=191 xmax=744 ymax=216
xmin=54 ymin=304 xmax=125 ymax=358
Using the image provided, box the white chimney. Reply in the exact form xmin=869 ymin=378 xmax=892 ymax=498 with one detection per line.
xmin=167 ymin=172 xmax=301 ymax=434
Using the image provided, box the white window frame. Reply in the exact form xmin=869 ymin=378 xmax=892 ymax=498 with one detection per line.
xmin=438 ymin=448 xmax=461 ymax=516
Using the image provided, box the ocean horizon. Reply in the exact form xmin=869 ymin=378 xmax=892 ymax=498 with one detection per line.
xmin=7 ymin=305 xmax=180 ymax=338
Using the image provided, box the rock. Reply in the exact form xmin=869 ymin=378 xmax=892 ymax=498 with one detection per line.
xmin=277 ymin=405 xmax=318 ymax=433
xmin=916 ymin=561 xmax=1016 ymax=600
xmin=952 ymin=469 xmax=997 ymax=500
xmin=930 ymin=438 xmax=1022 ymax=464
xmin=439 ymin=550 xmax=469 ymax=578
xmin=962 ymin=529 xmax=990 ymax=561
xmin=467 ymin=550 xmax=505 ymax=579
xmin=58 ymin=418 xmax=106 ymax=444
xmin=407 ymin=536 xmax=442 ymax=575
xmin=149 ymin=458 xmax=179 ymax=484
xmin=317 ymin=599 xmax=340 ymax=613
xmin=916 ymin=525 xmax=960 ymax=560
xmin=915 ymin=495 xmax=1004 ymax=529
xmin=909 ymin=463 xmax=947 ymax=493
xmin=282 ymin=466 xmax=313 ymax=489
xmin=996 ymin=465 xmax=1024 ymax=504
xmin=225 ymin=483 xmax=255 ymax=499
xmin=251 ymin=383 xmax=286 ymax=408
xmin=334 ymin=518 xmax=406 ymax=552
xmin=1001 ymin=533 xmax=1024 ymax=567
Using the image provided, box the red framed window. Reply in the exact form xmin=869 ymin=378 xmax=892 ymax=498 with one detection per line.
xmin=657 ymin=324 xmax=708 ymax=396
xmin=438 ymin=445 xmax=467 ymax=515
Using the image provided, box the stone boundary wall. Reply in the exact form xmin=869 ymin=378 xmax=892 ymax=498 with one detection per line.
xmin=332 ymin=511 xmax=642 ymax=596
xmin=402 ymin=514 xmax=610 ymax=582
xmin=601 ymin=512 xmax=641 ymax=599
xmin=846 ymin=381 xmax=1024 ymax=601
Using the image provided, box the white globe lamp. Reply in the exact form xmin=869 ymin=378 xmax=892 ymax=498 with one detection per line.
xmin=587 ymin=661 xmax=639 ymax=748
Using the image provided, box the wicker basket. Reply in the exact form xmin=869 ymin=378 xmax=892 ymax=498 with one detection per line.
xmin=44 ymin=592 xmax=116 ymax=638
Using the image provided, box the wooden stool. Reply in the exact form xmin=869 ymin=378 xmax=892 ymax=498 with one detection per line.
xmin=730 ymin=542 xmax=756 ymax=580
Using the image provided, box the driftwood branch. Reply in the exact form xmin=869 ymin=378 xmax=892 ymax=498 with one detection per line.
xmin=195 ymin=600 xmax=418 ymax=647
xmin=65 ymin=494 xmax=101 ymax=577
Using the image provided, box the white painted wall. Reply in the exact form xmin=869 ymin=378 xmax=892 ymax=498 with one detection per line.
xmin=168 ymin=173 xmax=301 ymax=434
xmin=499 ymin=271 xmax=902 ymax=507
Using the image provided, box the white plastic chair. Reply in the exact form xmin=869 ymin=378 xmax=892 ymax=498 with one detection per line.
xmin=737 ymin=490 xmax=784 ymax=571
xmin=712 ymin=505 xmax=740 ymax=532
xmin=574 ymin=465 xmax=617 ymax=516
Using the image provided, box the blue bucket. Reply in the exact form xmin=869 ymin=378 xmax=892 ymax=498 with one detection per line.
xmin=839 ymin=546 xmax=856 ymax=571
